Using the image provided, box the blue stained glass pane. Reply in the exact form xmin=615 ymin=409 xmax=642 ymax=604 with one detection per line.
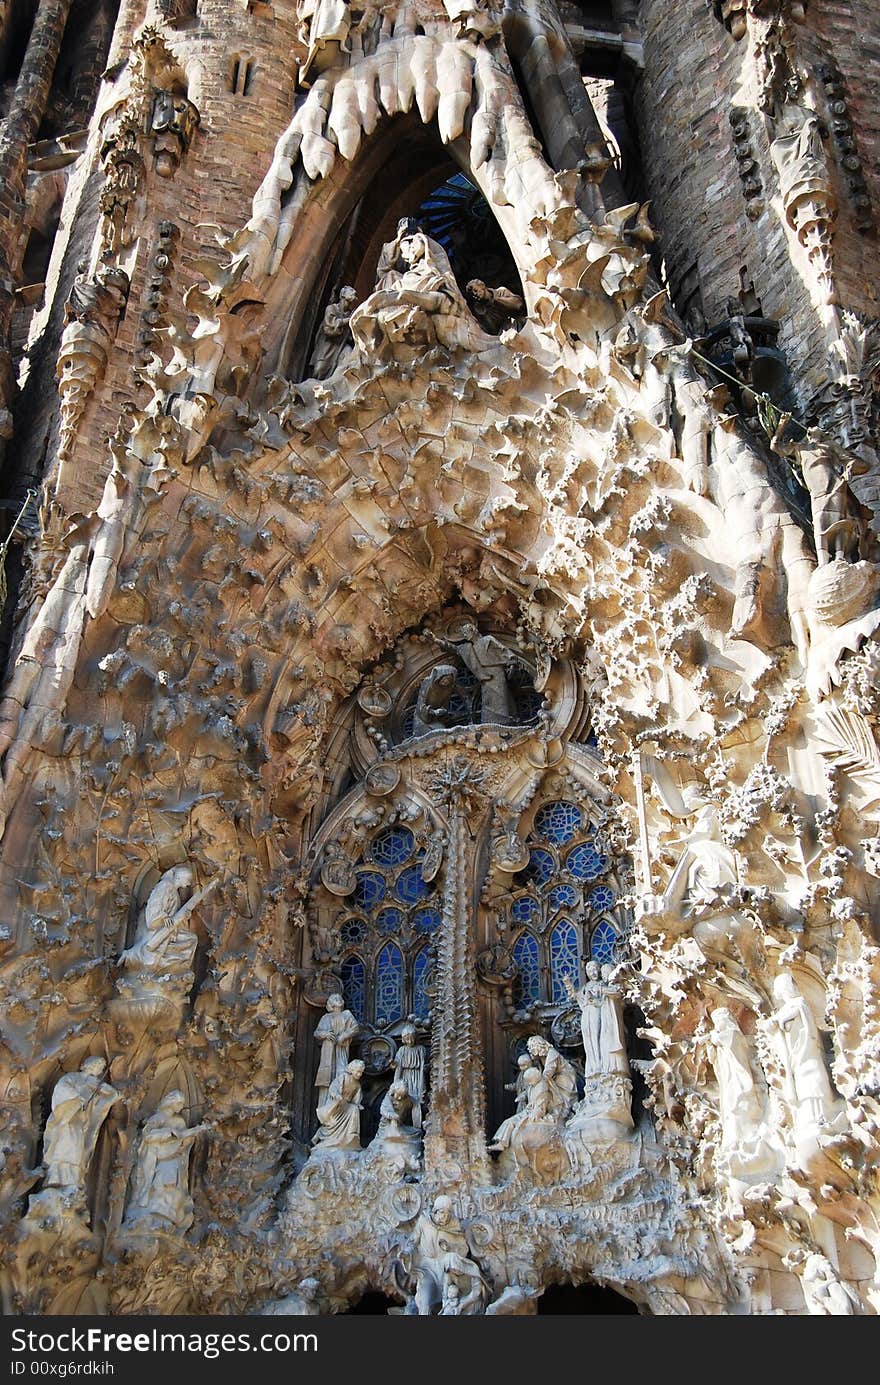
xmin=412 ymin=906 xmax=441 ymax=934
xmin=565 ymin=842 xmax=608 ymax=881
xmin=511 ymin=894 xmax=539 ymax=924
xmin=512 ymin=931 xmax=541 ymax=1008
xmin=340 ymin=954 xmax=366 ymax=1022
xmin=413 ymin=948 xmax=432 ymax=1021
xmin=376 ymin=907 xmax=403 ymax=935
xmin=339 ymin=917 xmax=367 ymax=947
xmin=375 ymin=943 xmax=404 ymax=1026
xmin=353 ymin=871 xmax=386 ymax=909
xmin=591 ymin=919 xmax=619 ymax=966
xmin=525 ymin=847 xmax=555 ymax=886
xmin=548 ymin=882 xmax=578 ymax=911
xmin=371 ymin=826 xmax=415 ymax=868
xmin=549 ymin=918 xmax=579 ymax=1003
xmin=534 ymin=801 xmax=582 ymax=844
xmin=396 ymin=866 xmax=431 ymax=904
xmin=589 ymin=884 xmax=616 ymax=912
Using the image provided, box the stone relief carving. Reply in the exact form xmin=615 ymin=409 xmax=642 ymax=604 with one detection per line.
xmin=28 ymin=1060 xmax=120 ymax=1222
xmin=311 ymin=1058 xmax=365 ymax=1153
xmin=124 ymin=1092 xmax=209 ymax=1234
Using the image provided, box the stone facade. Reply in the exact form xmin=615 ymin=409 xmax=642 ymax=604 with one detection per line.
xmin=0 ymin=0 xmax=878 ymax=1316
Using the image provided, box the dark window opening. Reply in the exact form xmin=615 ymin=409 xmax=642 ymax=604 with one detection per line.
xmin=538 ymin=1282 xmax=641 ymax=1314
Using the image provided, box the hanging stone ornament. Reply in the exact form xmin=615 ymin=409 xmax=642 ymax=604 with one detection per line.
xmin=320 ymin=841 xmax=357 ymax=895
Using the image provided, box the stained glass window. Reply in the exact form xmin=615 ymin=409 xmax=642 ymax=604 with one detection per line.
xmin=353 ymin=870 xmax=386 ymax=909
xmin=340 ymin=917 xmax=367 ymax=947
xmin=371 ymin=826 xmax=415 ymax=867
xmin=548 ymin=882 xmax=578 ymax=911
xmin=591 ymin=919 xmax=619 ymax=966
xmin=534 ymin=801 xmax=582 ymax=844
xmin=330 ymin=822 xmax=441 ymax=1028
xmin=340 ymin=954 xmax=366 ymax=1022
xmin=375 ymin=907 xmax=403 ymax=935
xmin=504 ymin=798 xmax=624 ymax=1008
xmin=511 ymin=894 xmax=539 ymax=924
xmin=375 ymin=943 xmax=404 ymax=1026
xmin=524 ymin=847 xmax=555 ymax=886
xmin=512 ymin=931 xmax=541 ymax=1008
xmin=565 ymin=841 xmax=607 ymax=881
xmin=549 ymin=919 xmax=579 ymax=1002
xmin=412 ymin=947 xmax=432 ymax=1021
xmin=395 ymin=865 xmax=431 ymax=905
xmin=412 ymin=906 xmax=441 ymax=934
xmin=588 ymin=884 xmax=616 ymax=912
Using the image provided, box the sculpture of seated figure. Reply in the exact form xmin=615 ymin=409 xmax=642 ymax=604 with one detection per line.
xmin=349 ymin=219 xmax=496 ymax=364
xmin=412 ymin=665 xmax=460 ymax=738
xmin=371 ymin=1080 xmax=421 ymax=1160
xmin=117 ymin=866 xmax=217 ymax=1016
xmin=311 ymin=1058 xmax=364 ymax=1154
xmin=466 ymin=278 xmax=524 ymax=334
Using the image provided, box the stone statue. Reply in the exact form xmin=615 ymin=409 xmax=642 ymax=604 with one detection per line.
xmin=313 ymin=993 xmax=360 ymax=1107
xmin=372 ymin=1080 xmax=421 ymax=1159
xmin=707 ymin=1008 xmax=766 ymax=1152
xmin=465 ymin=278 xmax=524 ymax=334
xmin=308 ymin=285 xmax=358 ymax=379
xmin=118 ymin=866 xmax=217 ymax=1011
xmin=430 ymin=623 xmax=517 ymax=724
xmin=412 ymin=664 xmax=460 ymax=737
xmin=349 ymin=219 xmax=495 ymax=364
xmin=767 ymin=972 xmax=840 ymax=1135
xmin=124 ymin=1090 xmax=209 ymax=1234
xmin=504 ymin=1053 xmax=533 ymax=1111
xmin=565 ymin=961 xmax=630 ymax=1079
xmin=800 ymin=1252 xmax=862 ymax=1315
xmin=33 ymin=1058 xmax=120 ymax=1211
xmin=525 ymin=1035 xmax=578 ymax=1121
xmin=404 ymin=1195 xmax=488 ymax=1316
xmin=488 ymin=1065 xmax=554 ymax=1153
xmin=391 ymin=1022 xmax=427 ymax=1128
xmin=311 ymin=1058 xmax=364 ymax=1153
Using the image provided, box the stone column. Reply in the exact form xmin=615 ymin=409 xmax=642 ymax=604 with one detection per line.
xmin=0 ymin=0 xmax=74 ymax=410
xmin=424 ymin=756 xmax=489 ymax=1180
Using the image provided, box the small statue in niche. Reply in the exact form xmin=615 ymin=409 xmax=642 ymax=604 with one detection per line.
xmin=465 ymin=279 xmax=524 ymax=335
xmin=766 ymin=972 xmax=841 ymax=1137
xmin=308 ymin=285 xmax=358 ymax=379
xmin=565 ymin=961 xmax=630 ymax=1080
xmin=488 ymin=1065 xmax=554 ymax=1154
xmin=429 ymin=622 xmax=518 ymax=725
xmin=118 ymin=866 xmax=218 ymax=1012
xmin=412 ymin=664 xmax=460 ymax=738
xmin=391 ymin=1022 xmax=427 ymax=1128
xmin=29 ymin=1058 xmax=120 ymax=1215
xmin=706 ymin=1008 xmax=780 ymax=1178
xmin=123 ymin=1090 xmax=210 ymax=1234
xmin=311 ymin=1058 xmax=364 ymax=1153
xmin=313 ymin=993 xmax=360 ymax=1108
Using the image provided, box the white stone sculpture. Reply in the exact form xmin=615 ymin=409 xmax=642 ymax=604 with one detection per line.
xmin=313 ymin=993 xmax=360 ymax=1107
xmin=311 ymin=1058 xmax=364 ymax=1153
xmin=348 ymin=219 xmax=495 ymax=364
xmin=124 ymin=1090 xmax=209 ymax=1234
xmin=371 ymin=1080 xmax=421 ymax=1160
xmin=767 ymin=972 xmax=841 ymax=1137
xmin=525 ymin=1035 xmax=578 ymax=1121
xmin=706 ymin=1007 xmax=781 ymax=1181
xmin=118 ymin=866 xmax=217 ymax=1020
xmin=405 ymin=1195 xmax=488 ymax=1316
xmin=391 ymin=1022 xmax=427 ymax=1128
xmin=29 ymin=1058 xmax=120 ymax=1218
xmin=800 ymin=1252 xmax=862 ymax=1315
xmin=566 ymin=961 xmax=630 ymax=1079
